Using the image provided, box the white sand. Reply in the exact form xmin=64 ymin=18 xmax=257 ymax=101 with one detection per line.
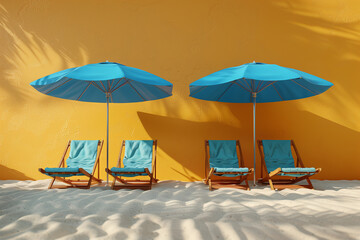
xmin=0 ymin=180 xmax=359 ymax=240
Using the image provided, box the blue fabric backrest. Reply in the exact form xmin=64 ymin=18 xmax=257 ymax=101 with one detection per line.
xmin=66 ymin=140 xmax=99 ymax=173
xmin=123 ymin=140 xmax=153 ymax=171
xmin=262 ymin=140 xmax=295 ymax=172
xmin=208 ymin=140 xmax=239 ymax=168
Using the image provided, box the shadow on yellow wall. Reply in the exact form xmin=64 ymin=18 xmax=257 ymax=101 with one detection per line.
xmin=255 ymin=103 xmax=360 ymax=180
xmin=0 ymin=165 xmax=34 ymax=180
xmin=0 ymin=0 xmax=359 ymax=180
xmin=138 ymin=112 xmax=249 ymax=181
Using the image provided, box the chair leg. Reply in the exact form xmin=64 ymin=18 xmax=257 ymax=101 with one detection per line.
xmin=209 ymin=179 xmax=212 ymax=191
xmin=269 ymin=179 xmax=275 ymax=190
xmin=149 ymin=175 xmax=153 ymax=190
xmin=48 ymin=178 xmax=56 ymax=189
xmin=244 ymin=179 xmax=250 ymax=191
xmin=306 ymin=177 xmax=314 ymax=189
xmin=205 ymin=168 xmax=214 ymax=185
xmin=85 ymin=176 xmax=93 ymax=189
xmin=111 ymin=174 xmax=117 ymax=190
xmin=237 ymin=176 xmax=243 ymax=184
xmin=237 ymin=176 xmax=245 ymax=187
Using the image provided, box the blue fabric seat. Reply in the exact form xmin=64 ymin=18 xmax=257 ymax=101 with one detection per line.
xmin=205 ymin=140 xmax=252 ymax=191
xmin=279 ymin=167 xmax=317 ymax=177
xmin=214 ymin=167 xmax=249 ymax=173
xmin=111 ymin=167 xmax=147 ymax=177
xmin=39 ymin=140 xmax=103 ymax=189
xmin=107 ymin=140 xmax=157 ymax=190
xmin=43 ymin=140 xmax=99 ymax=177
xmin=44 ymin=167 xmax=82 ymax=177
xmin=262 ymin=140 xmax=316 ymax=177
xmin=111 ymin=140 xmax=153 ymax=177
xmin=281 ymin=167 xmax=316 ymax=172
xmin=111 ymin=167 xmax=146 ymax=172
xmin=209 ymin=140 xmax=249 ymax=177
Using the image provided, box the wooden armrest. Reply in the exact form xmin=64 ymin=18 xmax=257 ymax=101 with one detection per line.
xmin=78 ymin=168 xmax=92 ymax=177
xmin=269 ymin=167 xmax=282 ymax=177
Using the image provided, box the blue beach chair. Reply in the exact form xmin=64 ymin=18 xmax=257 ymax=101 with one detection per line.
xmin=204 ymin=140 xmax=253 ymax=190
xmin=106 ymin=140 xmax=157 ymax=190
xmin=257 ymin=140 xmax=321 ymax=190
xmin=39 ymin=140 xmax=104 ymax=189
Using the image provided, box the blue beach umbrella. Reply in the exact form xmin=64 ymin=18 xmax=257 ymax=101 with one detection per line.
xmin=189 ymin=62 xmax=333 ymax=184
xmin=31 ymin=61 xmax=173 ymax=183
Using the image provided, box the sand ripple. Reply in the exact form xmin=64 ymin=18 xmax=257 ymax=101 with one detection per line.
xmin=0 ymin=180 xmax=359 ymax=239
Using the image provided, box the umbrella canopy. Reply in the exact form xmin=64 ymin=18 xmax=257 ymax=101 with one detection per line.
xmin=190 ymin=62 xmax=332 ymax=102
xmin=31 ymin=61 xmax=173 ymax=184
xmin=31 ymin=61 xmax=172 ymax=103
xmin=189 ymin=62 xmax=333 ymax=184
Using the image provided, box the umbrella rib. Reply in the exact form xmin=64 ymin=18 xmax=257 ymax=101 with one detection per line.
xmin=126 ymin=80 xmax=146 ymax=101
xmin=45 ymin=78 xmax=72 ymax=94
xmin=100 ymin=81 xmax=107 ymax=92
xmin=77 ymin=82 xmax=92 ymax=101
xmin=241 ymin=78 xmax=252 ymax=91
xmin=151 ymin=84 xmax=172 ymax=96
xmin=291 ymin=79 xmax=318 ymax=95
xmin=190 ymin=85 xmax=208 ymax=96
xmin=110 ymin=92 xmax=114 ymax=103
xmin=110 ymin=79 xmax=122 ymax=92
xmin=257 ymin=81 xmax=275 ymax=93
xmin=90 ymin=81 xmax=106 ymax=93
xmin=272 ymin=84 xmax=284 ymax=101
xmin=110 ymin=80 xmax=128 ymax=93
xmin=216 ymin=82 xmax=235 ymax=101
xmin=109 ymin=79 xmax=115 ymax=91
xmin=255 ymin=80 xmax=264 ymax=92
xmin=234 ymin=81 xmax=251 ymax=93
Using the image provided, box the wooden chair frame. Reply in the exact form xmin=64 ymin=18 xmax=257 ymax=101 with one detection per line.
xmin=257 ymin=140 xmax=321 ymax=190
xmin=106 ymin=140 xmax=158 ymax=190
xmin=204 ymin=140 xmax=253 ymax=191
xmin=39 ymin=140 xmax=104 ymax=189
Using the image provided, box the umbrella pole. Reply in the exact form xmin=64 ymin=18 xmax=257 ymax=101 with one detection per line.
xmin=106 ymin=95 xmax=109 ymax=185
xmin=252 ymin=93 xmax=257 ymax=186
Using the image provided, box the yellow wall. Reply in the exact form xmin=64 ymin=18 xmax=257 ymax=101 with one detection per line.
xmin=1 ymin=0 xmax=359 ymax=181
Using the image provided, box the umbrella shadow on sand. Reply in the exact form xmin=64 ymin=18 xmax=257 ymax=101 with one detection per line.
xmin=137 ymin=112 xmax=252 ymax=180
